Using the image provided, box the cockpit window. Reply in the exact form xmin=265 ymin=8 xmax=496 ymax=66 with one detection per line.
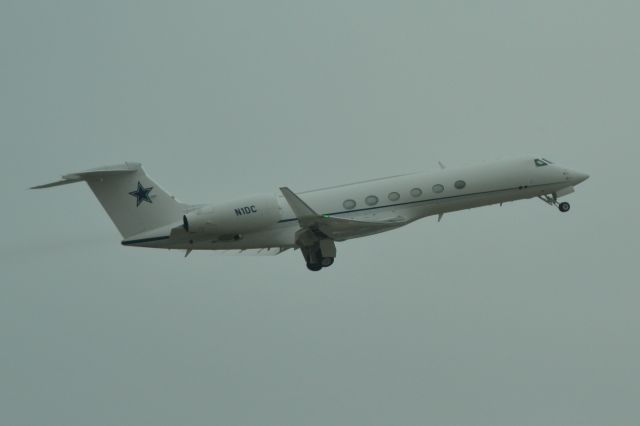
xmin=534 ymin=158 xmax=552 ymax=167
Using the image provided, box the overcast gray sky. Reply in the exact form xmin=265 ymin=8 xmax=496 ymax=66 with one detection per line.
xmin=1 ymin=1 xmax=639 ymax=425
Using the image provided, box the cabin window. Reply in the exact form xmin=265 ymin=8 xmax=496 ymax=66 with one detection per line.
xmin=388 ymin=192 xmax=400 ymax=201
xmin=432 ymin=184 xmax=444 ymax=194
xmin=410 ymin=188 xmax=422 ymax=197
xmin=454 ymin=180 xmax=466 ymax=189
xmin=343 ymin=199 xmax=356 ymax=210
xmin=365 ymin=195 xmax=379 ymax=206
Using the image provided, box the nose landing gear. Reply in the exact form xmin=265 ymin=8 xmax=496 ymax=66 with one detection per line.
xmin=539 ymin=194 xmax=571 ymax=213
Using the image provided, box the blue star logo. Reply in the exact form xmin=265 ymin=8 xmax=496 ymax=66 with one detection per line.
xmin=129 ymin=181 xmax=153 ymax=207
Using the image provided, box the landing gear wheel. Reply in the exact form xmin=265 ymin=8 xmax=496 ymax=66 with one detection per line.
xmin=558 ymin=202 xmax=571 ymax=213
xmin=321 ymin=257 xmax=334 ymax=267
xmin=306 ymin=263 xmax=322 ymax=272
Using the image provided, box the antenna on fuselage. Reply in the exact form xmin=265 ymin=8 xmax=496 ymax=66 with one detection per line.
xmin=438 ymin=161 xmax=446 ymax=170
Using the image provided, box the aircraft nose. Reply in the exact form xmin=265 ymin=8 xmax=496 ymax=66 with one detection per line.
xmin=572 ymin=171 xmax=590 ymax=185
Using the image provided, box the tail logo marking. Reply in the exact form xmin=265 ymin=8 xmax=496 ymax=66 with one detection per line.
xmin=129 ymin=181 xmax=154 ymax=207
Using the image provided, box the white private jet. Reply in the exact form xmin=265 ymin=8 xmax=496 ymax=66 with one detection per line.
xmin=32 ymin=157 xmax=589 ymax=271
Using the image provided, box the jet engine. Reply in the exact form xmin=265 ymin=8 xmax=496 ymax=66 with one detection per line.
xmin=182 ymin=194 xmax=281 ymax=236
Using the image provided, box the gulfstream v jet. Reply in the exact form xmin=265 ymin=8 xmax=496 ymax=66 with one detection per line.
xmin=32 ymin=158 xmax=589 ymax=271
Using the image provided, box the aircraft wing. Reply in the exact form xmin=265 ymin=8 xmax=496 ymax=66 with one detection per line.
xmin=314 ymin=215 xmax=407 ymax=241
xmin=280 ymin=187 xmax=408 ymax=241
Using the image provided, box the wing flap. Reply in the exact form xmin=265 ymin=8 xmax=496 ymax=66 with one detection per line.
xmin=316 ymin=215 xmax=407 ymax=241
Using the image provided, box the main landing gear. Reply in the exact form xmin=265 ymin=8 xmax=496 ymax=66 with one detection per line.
xmin=302 ymin=239 xmax=337 ymax=272
xmin=305 ymin=251 xmax=335 ymax=271
xmin=539 ymin=194 xmax=571 ymax=213
xmin=306 ymin=257 xmax=335 ymax=272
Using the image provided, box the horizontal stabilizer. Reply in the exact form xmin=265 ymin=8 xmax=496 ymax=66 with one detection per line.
xmin=30 ymin=177 xmax=83 ymax=189
xmin=30 ymin=163 xmax=141 ymax=190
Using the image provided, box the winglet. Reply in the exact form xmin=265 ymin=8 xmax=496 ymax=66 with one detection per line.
xmin=279 ymin=187 xmax=320 ymax=227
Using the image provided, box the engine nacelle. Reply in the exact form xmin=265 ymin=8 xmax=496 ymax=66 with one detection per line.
xmin=183 ymin=194 xmax=281 ymax=236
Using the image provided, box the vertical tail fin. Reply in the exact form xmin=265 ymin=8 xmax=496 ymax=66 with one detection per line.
xmin=31 ymin=162 xmax=188 ymax=238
